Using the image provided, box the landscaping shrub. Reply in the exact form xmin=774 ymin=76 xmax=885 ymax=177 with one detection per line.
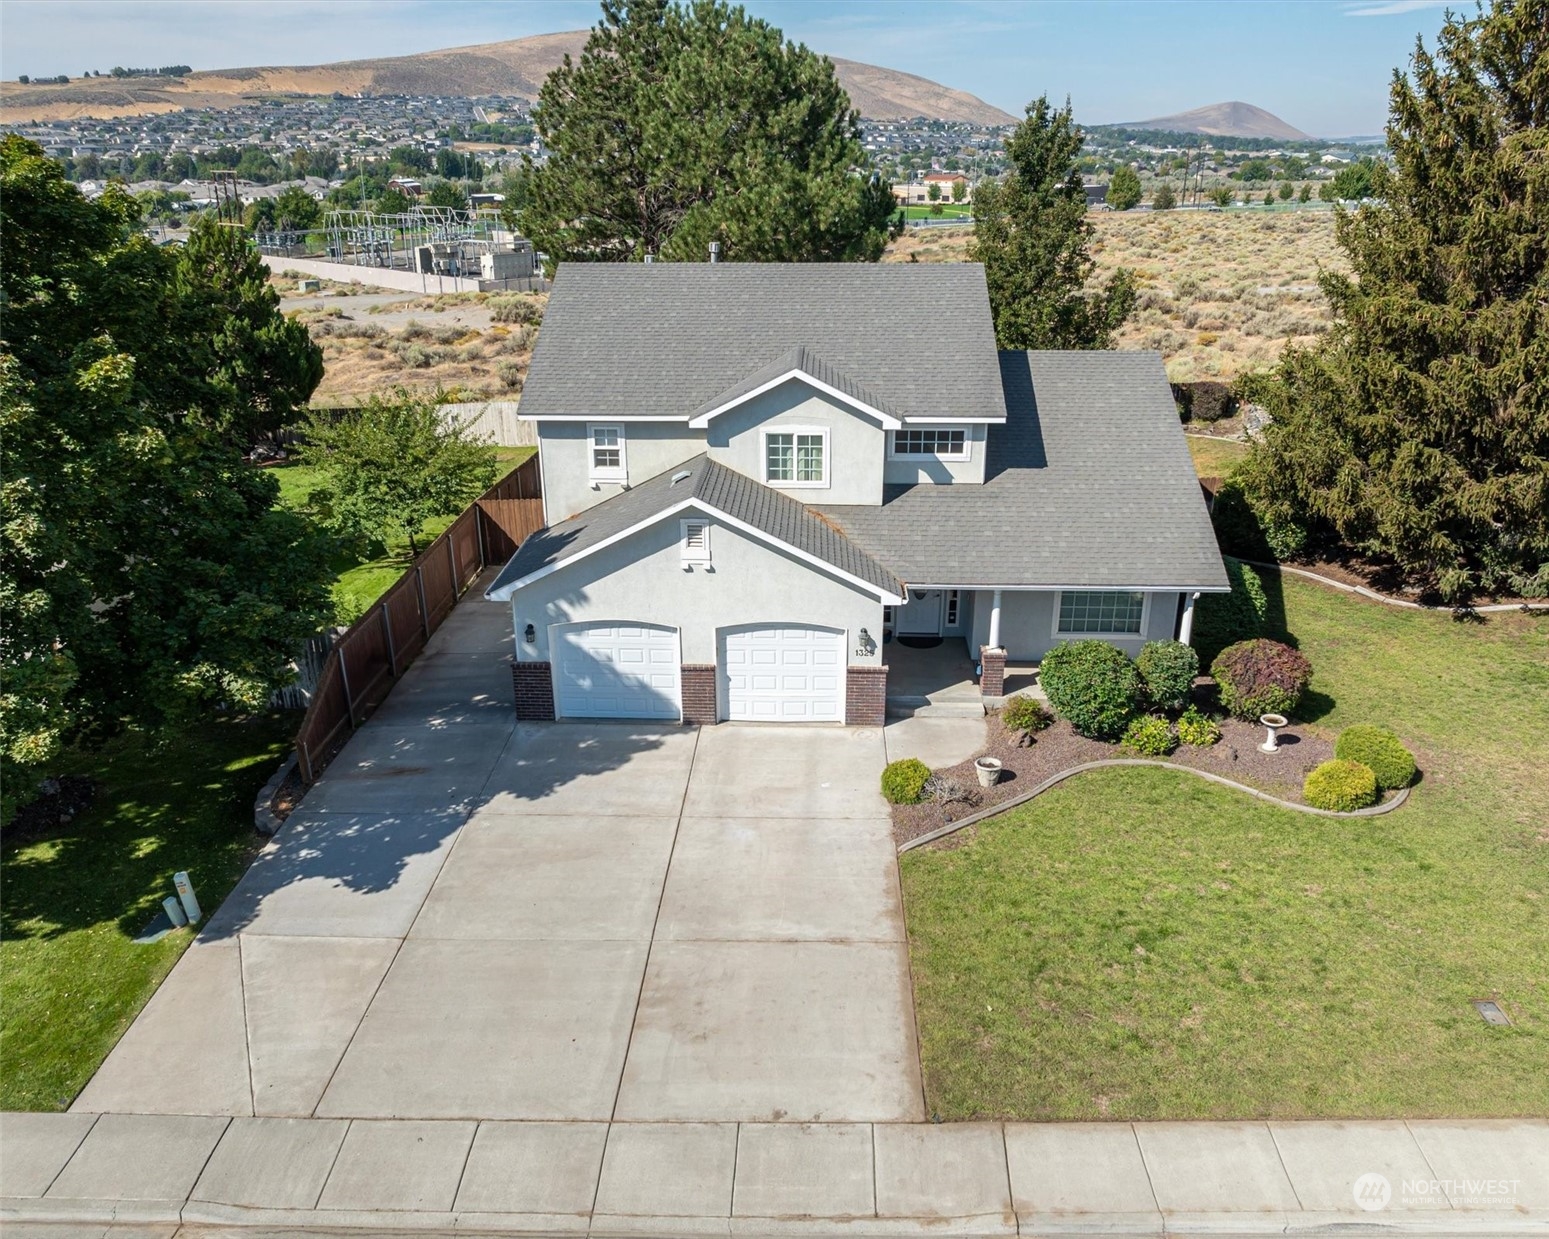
xmin=1001 ymin=696 xmax=1053 ymax=743
xmin=1334 ymin=725 xmax=1416 ymax=790
xmin=1039 ymin=641 xmax=1141 ymax=740
xmin=1189 ymin=380 xmax=1237 ymax=422
xmin=1136 ymin=640 xmax=1199 ymax=711
xmin=1192 ymin=556 xmax=1268 ymax=661
xmin=923 ymin=774 xmax=981 ymax=807
xmin=1210 ymin=638 xmax=1312 ymax=720
xmin=490 ymin=295 xmax=543 ymax=325
xmin=1119 ymin=714 xmax=1176 ymax=756
xmin=881 ymin=758 xmax=931 ymax=805
xmin=1176 ymin=706 xmax=1221 ymax=746
xmin=1303 ymin=759 xmax=1379 ymax=812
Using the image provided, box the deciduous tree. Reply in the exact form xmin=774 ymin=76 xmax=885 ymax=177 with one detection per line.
xmin=1238 ymin=0 xmax=1549 ymax=600
xmin=1107 ymin=164 xmax=1142 ymax=210
xmin=0 ymin=137 xmax=333 ymax=794
xmin=970 ymin=97 xmax=1136 ymax=349
xmin=521 ymin=0 xmax=896 ymax=266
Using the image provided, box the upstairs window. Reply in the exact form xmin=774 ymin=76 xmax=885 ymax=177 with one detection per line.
xmin=1057 ymin=590 xmax=1146 ymax=635
xmin=892 ymin=428 xmax=968 ymax=459
xmin=588 ymin=423 xmax=626 ymax=482
xmin=764 ymin=428 xmax=827 ymax=486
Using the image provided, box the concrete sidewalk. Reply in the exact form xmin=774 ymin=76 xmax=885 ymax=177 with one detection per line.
xmin=5 ymin=1112 xmax=1545 ymax=1236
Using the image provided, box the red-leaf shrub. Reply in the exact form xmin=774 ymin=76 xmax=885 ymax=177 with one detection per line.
xmin=1210 ymin=638 xmax=1312 ymax=720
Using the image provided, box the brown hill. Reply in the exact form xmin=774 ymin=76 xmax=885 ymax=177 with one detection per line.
xmin=1119 ymin=101 xmax=1312 ymax=141
xmin=0 ymin=30 xmax=1016 ymax=126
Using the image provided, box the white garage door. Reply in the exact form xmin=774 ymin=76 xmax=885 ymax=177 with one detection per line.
xmin=553 ymin=623 xmax=682 ymax=721
xmin=722 ymin=625 xmax=845 ymax=722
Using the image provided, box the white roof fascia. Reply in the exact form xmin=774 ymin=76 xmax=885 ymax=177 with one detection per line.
xmin=904 ymin=582 xmax=1234 ymax=593
xmin=486 ymin=497 xmax=906 ymax=604
xmin=687 ymin=370 xmax=902 ymax=430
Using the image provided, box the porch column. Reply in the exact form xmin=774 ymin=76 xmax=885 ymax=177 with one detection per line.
xmin=987 ymin=589 xmax=1003 ymax=650
xmin=1179 ymin=591 xmax=1199 ymax=646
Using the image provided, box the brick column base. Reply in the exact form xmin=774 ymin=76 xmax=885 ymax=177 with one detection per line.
xmin=979 ymin=646 xmax=1007 ymax=699
xmin=680 ymin=665 xmax=717 ymax=725
xmin=845 ymin=665 xmax=888 ymax=727
xmin=512 ymin=661 xmax=555 ymax=721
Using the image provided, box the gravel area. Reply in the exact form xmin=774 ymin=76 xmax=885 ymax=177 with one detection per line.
xmin=891 ymin=711 xmax=1337 ymax=848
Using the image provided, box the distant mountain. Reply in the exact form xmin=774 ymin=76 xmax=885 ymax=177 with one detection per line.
xmin=1118 ymin=101 xmax=1312 ymax=142
xmin=0 ymin=31 xmax=1017 ymax=126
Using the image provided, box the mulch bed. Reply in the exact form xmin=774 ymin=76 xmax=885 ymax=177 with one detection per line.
xmin=2 ymin=775 xmax=96 ymax=847
xmin=891 ymin=715 xmax=1336 ymax=849
xmin=269 ymin=761 xmax=307 ymax=824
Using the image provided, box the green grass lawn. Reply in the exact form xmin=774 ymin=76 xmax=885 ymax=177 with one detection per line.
xmin=902 ymin=204 xmax=973 ymax=220
xmin=269 ymin=444 xmax=534 ymax=624
xmin=901 ymin=573 xmax=1549 ymax=1120
xmin=1185 ymin=433 xmax=1248 ymax=479
xmin=1 ymin=715 xmax=294 ymax=1111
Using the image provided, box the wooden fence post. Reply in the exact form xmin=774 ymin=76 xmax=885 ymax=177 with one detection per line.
xmin=475 ymin=505 xmax=487 ymax=570
xmin=415 ymin=566 xmax=430 ymax=641
xmin=381 ymin=601 xmax=397 ymax=677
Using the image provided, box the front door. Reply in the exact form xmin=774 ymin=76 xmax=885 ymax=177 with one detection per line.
xmin=896 ymin=589 xmax=945 ymax=636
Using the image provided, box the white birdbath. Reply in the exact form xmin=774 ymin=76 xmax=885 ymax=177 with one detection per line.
xmin=1258 ymin=713 xmax=1289 ymax=753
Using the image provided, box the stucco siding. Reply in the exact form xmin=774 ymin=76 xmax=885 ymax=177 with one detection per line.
xmin=507 ymin=513 xmax=885 ymax=667
xmin=537 ymin=421 xmax=705 ymax=526
xmin=706 ymin=381 xmax=884 ymax=505
xmin=969 ymin=589 xmax=1182 ymax=661
xmin=883 ymin=423 xmax=988 ymax=485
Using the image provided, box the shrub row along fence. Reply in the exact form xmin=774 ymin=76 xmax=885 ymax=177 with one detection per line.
xmin=293 ymin=455 xmax=542 ymax=784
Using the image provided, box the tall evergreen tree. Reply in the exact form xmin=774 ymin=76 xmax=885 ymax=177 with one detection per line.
xmin=521 ymin=0 xmax=896 ymax=266
xmin=970 ymin=97 xmax=1136 ymax=349
xmin=1240 ymin=0 xmax=1548 ymax=600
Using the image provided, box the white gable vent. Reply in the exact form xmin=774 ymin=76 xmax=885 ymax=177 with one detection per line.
xmin=681 ymin=518 xmax=711 ymax=566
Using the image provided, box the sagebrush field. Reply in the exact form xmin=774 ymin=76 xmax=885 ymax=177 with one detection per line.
xmin=885 ymin=208 xmax=1348 ymax=380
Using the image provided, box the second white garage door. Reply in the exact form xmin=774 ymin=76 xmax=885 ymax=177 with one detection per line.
xmin=553 ymin=622 xmax=682 ymax=721
xmin=721 ymin=625 xmax=846 ymax=722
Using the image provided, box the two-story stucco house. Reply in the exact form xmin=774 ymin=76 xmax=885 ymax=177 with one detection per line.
xmin=485 ymin=263 xmax=1228 ymax=726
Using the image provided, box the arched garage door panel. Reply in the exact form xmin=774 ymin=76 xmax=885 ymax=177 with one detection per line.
xmin=554 ymin=622 xmax=682 ymax=720
xmin=721 ymin=625 xmax=845 ymax=722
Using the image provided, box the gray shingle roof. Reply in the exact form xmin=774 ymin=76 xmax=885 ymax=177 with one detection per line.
xmin=690 ymin=344 xmax=900 ymax=424
xmin=815 ymin=351 xmax=1230 ymax=591
xmin=484 ymin=454 xmax=904 ymax=600
xmin=520 ymin=263 xmax=1007 ymax=423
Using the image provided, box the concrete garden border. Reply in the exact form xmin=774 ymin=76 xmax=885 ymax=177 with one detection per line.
xmin=252 ymin=750 xmax=299 ymax=837
xmin=898 ymin=758 xmax=1410 ymax=853
xmin=1243 ymin=558 xmax=1549 ymax=614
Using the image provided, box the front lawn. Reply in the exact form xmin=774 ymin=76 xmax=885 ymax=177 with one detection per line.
xmin=268 ymin=444 xmax=534 ymax=623
xmin=1 ymin=715 xmax=294 ymax=1111
xmin=901 ymin=573 xmax=1549 ymax=1120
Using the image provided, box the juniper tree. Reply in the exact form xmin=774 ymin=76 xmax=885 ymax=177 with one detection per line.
xmin=1239 ymin=0 xmax=1548 ymax=601
xmin=970 ymin=97 xmax=1136 ymax=349
xmin=521 ymin=0 xmax=896 ymax=266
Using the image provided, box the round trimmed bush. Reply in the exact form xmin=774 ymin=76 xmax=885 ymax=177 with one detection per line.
xmin=1176 ymin=706 xmax=1221 ymax=747
xmin=1039 ymin=640 xmax=1141 ymax=740
xmin=1335 ymin=725 xmax=1416 ymax=790
xmin=1210 ymin=638 xmax=1312 ymax=720
xmin=1303 ymin=759 xmax=1379 ymax=812
xmin=1119 ymin=714 xmax=1176 ymax=756
xmin=1001 ymin=696 xmax=1053 ymax=735
xmin=881 ymin=758 xmax=931 ymax=805
xmin=1136 ymin=640 xmax=1199 ymax=712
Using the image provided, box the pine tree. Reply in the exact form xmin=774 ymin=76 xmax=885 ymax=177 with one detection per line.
xmin=521 ymin=0 xmax=896 ymax=266
xmin=1240 ymin=0 xmax=1548 ymax=600
xmin=970 ymin=97 xmax=1136 ymax=350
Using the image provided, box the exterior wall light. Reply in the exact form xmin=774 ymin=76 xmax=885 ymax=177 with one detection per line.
xmin=523 ymin=623 xmax=536 ymax=645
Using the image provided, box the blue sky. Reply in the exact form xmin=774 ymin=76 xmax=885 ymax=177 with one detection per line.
xmin=1 ymin=0 xmax=1454 ymax=136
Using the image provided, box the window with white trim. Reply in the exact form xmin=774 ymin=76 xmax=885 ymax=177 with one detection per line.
xmin=588 ymin=423 xmax=626 ymax=482
xmin=764 ymin=428 xmax=827 ymax=486
xmin=1058 ymin=590 xmax=1146 ymax=635
xmin=891 ymin=428 xmax=968 ymax=459
xmin=680 ymin=518 xmax=711 ymax=565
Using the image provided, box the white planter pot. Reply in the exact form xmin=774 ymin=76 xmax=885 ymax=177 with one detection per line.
xmin=974 ymin=756 xmax=1003 ymax=788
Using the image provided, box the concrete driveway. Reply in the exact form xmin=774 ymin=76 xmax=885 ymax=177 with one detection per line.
xmin=74 ymin=594 xmax=923 ymax=1124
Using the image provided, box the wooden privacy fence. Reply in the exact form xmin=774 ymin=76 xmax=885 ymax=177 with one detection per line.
xmin=294 ymin=455 xmax=543 ymax=784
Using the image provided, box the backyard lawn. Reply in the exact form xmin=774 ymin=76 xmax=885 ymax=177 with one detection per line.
xmin=1 ymin=715 xmax=294 ymax=1111
xmin=901 ymin=573 xmax=1549 ymax=1120
xmin=269 ymin=444 xmax=534 ymax=623
xmin=1185 ymin=433 xmax=1248 ymax=479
